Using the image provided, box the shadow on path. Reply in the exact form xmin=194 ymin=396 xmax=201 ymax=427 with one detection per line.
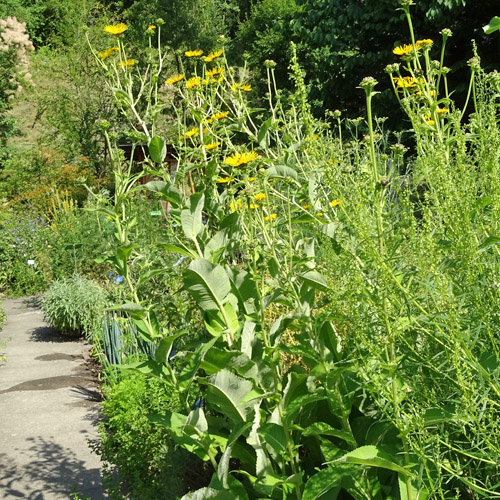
xmin=0 ymin=437 xmax=102 ymax=499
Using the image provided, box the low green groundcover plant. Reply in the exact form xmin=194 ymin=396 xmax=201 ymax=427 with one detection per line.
xmin=41 ymin=274 xmax=105 ymax=336
xmin=94 ymin=370 xmax=208 ymax=500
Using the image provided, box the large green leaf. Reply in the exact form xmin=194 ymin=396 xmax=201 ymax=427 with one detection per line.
xmin=183 ymin=259 xmax=231 ymax=312
xmin=181 ymin=487 xmax=238 ymax=500
xmin=201 ymin=348 xmax=258 ymax=380
xmin=143 ymin=181 xmax=183 ymax=206
xmin=299 ymin=270 xmax=329 ymax=291
xmin=149 ymin=135 xmax=166 ymax=163
xmin=329 ymin=445 xmax=411 ymax=477
xmin=201 ymin=369 xmax=259 ymax=424
xmin=181 ymin=192 xmax=205 ymax=241
xmin=266 ymin=165 xmax=298 ymax=180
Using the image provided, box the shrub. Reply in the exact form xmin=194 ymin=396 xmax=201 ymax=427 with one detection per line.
xmin=41 ymin=274 xmax=105 ymax=336
xmin=95 ymin=371 xmax=206 ymax=500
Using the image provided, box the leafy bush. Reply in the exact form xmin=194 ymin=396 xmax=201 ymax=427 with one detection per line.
xmin=95 ymin=371 xmax=206 ymax=500
xmin=41 ymin=274 xmax=105 ymax=336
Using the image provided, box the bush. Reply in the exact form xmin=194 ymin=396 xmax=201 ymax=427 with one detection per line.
xmin=41 ymin=274 xmax=105 ymax=336
xmin=96 ymin=371 xmax=207 ymax=500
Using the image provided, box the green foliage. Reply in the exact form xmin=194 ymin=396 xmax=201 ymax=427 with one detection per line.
xmin=41 ymin=274 xmax=105 ymax=336
xmin=95 ymin=370 xmax=205 ymax=499
xmin=289 ymin=0 xmax=499 ymax=115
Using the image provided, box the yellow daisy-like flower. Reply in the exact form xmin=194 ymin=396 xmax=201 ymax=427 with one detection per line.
xmin=181 ymin=128 xmax=199 ymax=139
xmin=166 ymin=73 xmax=185 ymax=85
xmin=185 ymin=49 xmax=203 ymax=57
xmin=249 ymin=203 xmax=259 ymax=209
xmin=206 ymin=67 xmax=224 ymax=77
xmin=217 ymin=176 xmax=234 ymax=183
xmin=231 ymin=83 xmax=252 ymax=92
xmin=186 ymin=77 xmax=201 ymax=89
xmin=303 ymin=204 xmax=311 ymax=209
xmin=264 ymin=213 xmax=277 ymax=221
xmin=148 ymin=25 xmax=156 ymax=30
xmin=415 ymin=39 xmax=433 ymax=50
xmin=330 ymin=200 xmax=341 ymax=207
xmin=393 ymin=76 xmax=418 ymax=88
xmin=254 ymin=193 xmax=266 ymax=202
xmin=210 ymin=111 xmax=229 ymax=122
xmin=225 ymin=151 xmax=260 ymax=167
xmin=202 ymin=142 xmax=221 ymax=150
xmin=202 ymin=78 xmax=210 ymax=85
xmin=424 ymin=114 xmax=435 ymax=125
xmin=248 ymin=177 xmax=256 ymax=182
xmin=98 ymin=47 xmax=119 ymax=60
xmin=204 ymin=49 xmax=223 ymax=62
xmin=393 ymin=43 xmax=414 ymax=56
xmin=119 ymin=59 xmax=136 ymax=68
xmin=316 ymin=213 xmax=324 ymax=217
xmin=105 ymin=23 xmax=127 ymax=35
xmin=230 ymin=199 xmax=243 ymax=211
xmin=436 ymin=107 xmax=449 ymax=114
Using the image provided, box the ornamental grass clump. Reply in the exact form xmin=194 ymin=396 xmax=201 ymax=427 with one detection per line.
xmin=41 ymin=274 xmax=105 ymax=337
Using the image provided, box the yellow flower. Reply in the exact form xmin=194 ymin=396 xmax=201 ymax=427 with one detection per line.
xmin=264 ymin=213 xmax=277 ymax=221
xmin=249 ymin=203 xmax=259 ymax=209
xmin=248 ymin=177 xmax=256 ymax=182
xmin=415 ymin=39 xmax=433 ymax=50
xmin=225 ymin=151 xmax=260 ymax=167
xmin=210 ymin=111 xmax=229 ymax=121
xmin=185 ymin=49 xmax=203 ymax=57
xmin=98 ymin=47 xmax=119 ymax=60
xmin=204 ymin=49 xmax=223 ymax=62
xmin=202 ymin=78 xmax=210 ymax=85
xmin=119 ymin=59 xmax=136 ymax=67
xmin=231 ymin=83 xmax=252 ymax=92
xmin=303 ymin=204 xmax=311 ymax=209
xmin=186 ymin=77 xmax=201 ymax=89
xmin=217 ymin=176 xmax=234 ymax=183
xmin=181 ymin=128 xmax=199 ymax=139
xmin=393 ymin=43 xmax=414 ymax=56
xmin=104 ymin=23 xmax=127 ymax=35
xmin=206 ymin=67 xmax=224 ymax=77
xmin=254 ymin=193 xmax=266 ymax=202
xmin=393 ymin=76 xmax=418 ymax=88
xmin=230 ymin=199 xmax=243 ymax=211
xmin=330 ymin=200 xmax=341 ymax=207
xmin=166 ymin=74 xmax=185 ymax=85
xmin=436 ymin=107 xmax=449 ymax=114
xmin=202 ymin=142 xmax=221 ymax=150
xmin=416 ymin=90 xmax=435 ymax=97
xmin=424 ymin=114 xmax=435 ymax=125
xmin=148 ymin=25 xmax=156 ymax=30
xmin=316 ymin=213 xmax=324 ymax=217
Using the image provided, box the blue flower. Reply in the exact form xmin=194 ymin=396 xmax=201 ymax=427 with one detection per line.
xmin=193 ymin=399 xmax=204 ymax=409
xmin=108 ymin=271 xmax=115 ymax=278
xmin=113 ymin=275 xmax=124 ymax=284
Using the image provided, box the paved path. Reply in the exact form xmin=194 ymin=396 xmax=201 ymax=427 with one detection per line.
xmin=0 ymin=297 xmax=105 ymax=499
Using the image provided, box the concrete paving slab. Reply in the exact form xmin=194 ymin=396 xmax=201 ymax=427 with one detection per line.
xmin=0 ymin=297 xmax=106 ymax=499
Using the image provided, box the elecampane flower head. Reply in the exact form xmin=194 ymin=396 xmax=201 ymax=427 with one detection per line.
xmin=393 ymin=43 xmax=414 ymax=56
xmin=186 ymin=77 xmax=201 ymax=89
xmin=393 ymin=76 xmax=418 ymax=88
xmin=225 ymin=151 xmax=260 ymax=167
xmin=216 ymin=176 xmax=234 ymax=183
xmin=148 ymin=25 xmax=156 ymax=30
xmin=202 ymin=142 xmax=221 ymax=150
xmin=119 ymin=59 xmax=136 ymax=68
xmin=98 ymin=47 xmax=119 ymax=60
xmin=104 ymin=23 xmax=127 ymax=35
xmin=181 ymin=128 xmax=199 ymax=139
xmin=253 ymin=193 xmax=266 ymax=201
xmin=204 ymin=49 xmax=223 ymax=62
xmin=415 ymin=39 xmax=433 ymax=50
xmin=166 ymin=74 xmax=185 ymax=85
xmin=206 ymin=67 xmax=224 ymax=77
xmin=185 ymin=49 xmax=203 ymax=57
xmin=330 ymin=200 xmax=341 ymax=207
xmin=210 ymin=111 xmax=229 ymax=121
xmin=231 ymin=83 xmax=252 ymax=92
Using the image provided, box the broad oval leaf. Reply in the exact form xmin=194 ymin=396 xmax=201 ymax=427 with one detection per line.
xmin=149 ymin=135 xmax=167 ymax=163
